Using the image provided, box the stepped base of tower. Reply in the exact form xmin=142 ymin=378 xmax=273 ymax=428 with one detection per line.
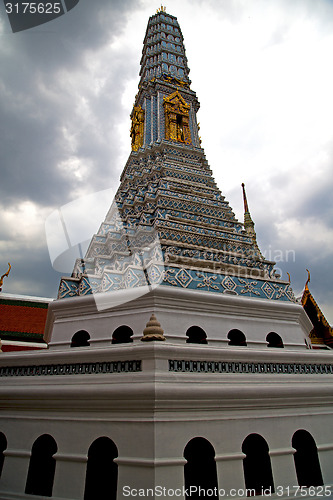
xmin=58 ymin=141 xmax=292 ymax=306
xmin=0 ymin=339 xmax=333 ymax=499
xmin=45 ymin=286 xmax=311 ymax=350
xmin=0 ymin=288 xmax=332 ymax=498
xmin=2 ymin=6 xmax=332 ymax=498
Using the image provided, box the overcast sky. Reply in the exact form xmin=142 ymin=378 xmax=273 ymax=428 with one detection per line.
xmin=0 ymin=0 xmax=332 ymax=323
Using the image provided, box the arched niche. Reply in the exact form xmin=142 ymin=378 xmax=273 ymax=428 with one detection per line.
xmin=25 ymin=434 xmax=57 ymax=497
xmin=84 ymin=437 xmax=118 ymax=500
xmin=227 ymin=329 xmax=247 ymax=346
xmin=266 ymin=332 xmax=284 ymax=348
xmin=183 ymin=437 xmax=218 ymax=500
xmin=242 ymin=433 xmax=275 ymax=495
xmin=186 ymin=326 xmax=207 ymax=345
xmin=0 ymin=432 xmax=7 ymax=478
xmin=112 ymin=325 xmax=133 ymax=345
xmin=292 ymin=430 xmax=323 ymax=487
xmin=70 ymin=330 xmax=90 ymax=348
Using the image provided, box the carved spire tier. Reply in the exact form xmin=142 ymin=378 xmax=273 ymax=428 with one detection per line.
xmin=58 ymin=10 xmax=294 ymax=304
xmin=131 ymin=11 xmax=201 ymax=150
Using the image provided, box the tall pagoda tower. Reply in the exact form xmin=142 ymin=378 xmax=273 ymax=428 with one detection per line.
xmin=57 ymin=9 xmax=294 ymax=308
xmin=0 ymin=9 xmax=332 ymax=500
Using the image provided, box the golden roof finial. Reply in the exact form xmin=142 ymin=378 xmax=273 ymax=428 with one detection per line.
xmin=305 ymin=269 xmax=311 ymax=291
xmin=156 ymin=5 xmax=166 ymax=13
xmin=0 ymin=263 xmax=11 ymax=292
xmin=287 ymin=272 xmax=291 ymax=284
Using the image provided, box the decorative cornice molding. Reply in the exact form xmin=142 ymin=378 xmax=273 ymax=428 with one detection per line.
xmin=0 ymin=360 xmax=141 ymax=378
xmin=169 ymin=359 xmax=333 ymax=375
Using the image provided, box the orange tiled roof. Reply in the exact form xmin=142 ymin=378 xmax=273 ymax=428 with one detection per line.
xmin=0 ymin=298 xmax=49 ymax=341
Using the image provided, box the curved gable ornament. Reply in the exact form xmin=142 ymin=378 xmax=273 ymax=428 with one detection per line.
xmin=0 ymin=263 xmax=11 ymax=292
xmin=163 ymin=90 xmax=192 ymax=144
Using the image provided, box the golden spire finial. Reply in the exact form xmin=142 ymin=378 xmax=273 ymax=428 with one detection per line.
xmin=0 ymin=263 xmax=11 ymax=292
xmin=156 ymin=5 xmax=166 ymax=13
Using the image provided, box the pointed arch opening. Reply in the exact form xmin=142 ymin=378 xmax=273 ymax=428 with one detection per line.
xmin=71 ymin=330 xmax=90 ymax=348
xmin=25 ymin=434 xmax=57 ymax=497
xmin=227 ymin=329 xmax=247 ymax=346
xmin=186 ymin=326 xmax=207 ymax=345
xmin=112 ymin=325 xmax=133 ymax=345
xmin=242 ymin=434 xmax=274 ymax=496
xmin=266 ymin=332 xmax=284 ymax=348
xmin=292 ymin=430 xmax=323 ymax=487
xmin=84 ymin=437 xmax=118 ymax=500
xmin=184 ymin=437 xmax=218 ymax=500
xmin=0 ymin=433 xmax=7 ymax=478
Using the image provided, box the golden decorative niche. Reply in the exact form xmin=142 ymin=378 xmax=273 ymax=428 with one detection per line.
xmin=130 ymin=105 xmax=145 ymax=151
xmin=163 ymin=90 xmax=192 ymax=145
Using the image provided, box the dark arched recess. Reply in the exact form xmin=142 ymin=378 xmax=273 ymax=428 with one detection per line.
xmin=292 ymin=430 xmax=323 ymax=487
xmin=184 ymin=437 xmax=218 ymax=499
xmin=227 ymin=329 xmax=247 ymax=346
xmin=84 ymin=437 xmax=118 ymax=500
xmin=71 ymin=330 xmax=90 ymax=347
xmin=0 ymin=433 xmax=7 ymax=478
xmin=266 ymin=332 xmax=284 ymax=348
xmin=242 ymin=433 xmax=274 ymax=496
xmin=25 ymin=434 xmax=57 ymax=497
xmin=186 ymin=326 xmax=207 ymax=344
xmin=112 ymin=325 xmax=133 ymax=344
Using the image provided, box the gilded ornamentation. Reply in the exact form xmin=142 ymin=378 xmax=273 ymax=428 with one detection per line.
xmin=197 ymin=122 xmax=202 ymax=145
xmin=301 ymin=270 xmax=333 ymax=348
xmin=162 ymin=75 xmax=188 ymax=88
xmin=130 ymin=105 xmax=145 ymax=151
xmin=0 ymin=263 xmax=11 ymax=292
xmin=163 ymin=91 xmax=191 ymax=144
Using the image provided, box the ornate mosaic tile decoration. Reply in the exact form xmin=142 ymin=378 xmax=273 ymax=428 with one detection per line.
xmin=58 ymin=10 xmax=294 ymax=303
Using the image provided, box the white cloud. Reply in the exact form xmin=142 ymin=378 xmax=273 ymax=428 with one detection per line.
xmin=0 ymin=201 xmax=48 ymax=248
xmin=275 ymin=217 xmax=333 ymax=258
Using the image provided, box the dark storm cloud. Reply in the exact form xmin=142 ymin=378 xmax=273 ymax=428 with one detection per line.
xmin=2 ymin=242 xmax=63 ymax=298
xmin=0 ymin=0 xmax=139 ymax=206
xmin=0 ymin=0 xmax=141 ymax=296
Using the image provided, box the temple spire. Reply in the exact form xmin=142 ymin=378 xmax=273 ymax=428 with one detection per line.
xmin=241 ymin=182 xmax=250 ymax=214
xmin=242 ymin=183 xmax=255 ymax=229
xmin=241 ymin=183 xmax=260 ymax=251
xmin=58 ymin=11 xmax=294 ymax=304
xmin=130 ymin=10 xmax=201 ymax=150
